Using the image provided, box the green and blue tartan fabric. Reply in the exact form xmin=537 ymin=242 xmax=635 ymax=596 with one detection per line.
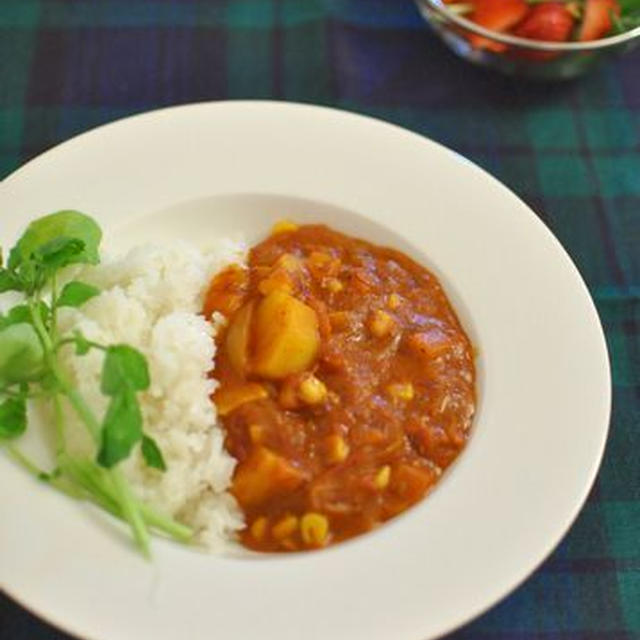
xmin=0 ymin=0 xmax=638 ymax=638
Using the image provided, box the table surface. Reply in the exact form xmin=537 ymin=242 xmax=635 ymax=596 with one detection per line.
xmin=0 ymin=1 xmax=638 ymax=639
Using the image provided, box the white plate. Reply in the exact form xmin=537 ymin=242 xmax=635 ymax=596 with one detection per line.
xmin=0 ymin=102 xmax=610 ymax=640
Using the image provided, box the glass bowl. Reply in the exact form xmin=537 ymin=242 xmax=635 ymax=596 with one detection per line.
xmin=414 ymin=0 xmax=640 ymax=79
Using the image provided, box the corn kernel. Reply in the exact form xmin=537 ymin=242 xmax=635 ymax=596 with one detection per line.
xmin=272 ymin=514 xmax=299 ymax=540
xmin=369 ymin=310 xmax=395 ymax=338
xmin=249 ymin=424 xmax=265 ymax=444
xmin=325 ymin=278 xmax=344 ymax=293
xmin=374 ymin=465 xmax=391 ymax=489
xmin=298 ymin=375 xmax=328 ymax=405
xmin=271 ymin=220 xmax=299 ymax=235
xmin=300 ymin=513 xmax=329 ymax=547
xmin=325 ymin=434 xmax=350 ymax=464
xmin=387 ymin=293 xmax=402 ymax=310
xmin=250 ymin=517 xmax=268 ymax=540
xmin=387 ymin=382 xmax=414 ymax=402
xmin=216 ymin=383 xmax=268 ymax=417
xmin=276 ymin=253 xmax=302 ymax=272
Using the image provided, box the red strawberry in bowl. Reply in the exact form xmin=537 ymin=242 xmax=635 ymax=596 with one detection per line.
xmin=418 ymin=0 xmax=637 ymax=78
xmin=512 ymin=2 xmax=576 ymax=59
xmin=466 ymin=0 xmax=529 ymax=51
xmin=579 ymin=0 xmax=621 ymax=41
xmin=514 ymin=2 xmax=575 ymax=42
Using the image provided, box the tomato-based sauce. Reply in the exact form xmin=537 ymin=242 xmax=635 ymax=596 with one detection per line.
xmin=204 ymin=223 xmax=475 ymax=552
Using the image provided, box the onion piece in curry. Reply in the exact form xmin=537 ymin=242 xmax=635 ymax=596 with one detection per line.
xmin=204 ymin=222 xmax=476 ymax=552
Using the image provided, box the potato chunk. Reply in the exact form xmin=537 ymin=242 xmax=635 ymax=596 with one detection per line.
xmin=252 ymin=290 xmax=320 ymax=379
xmin=226 ymin=301 xmax=254 ymax=376
xmin=232 ymin=447 xmax=306 ymax=506
xmin=215 ymin=383 xmax=268 ymax=416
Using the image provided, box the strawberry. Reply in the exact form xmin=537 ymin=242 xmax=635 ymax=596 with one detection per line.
xmin=513 ymin=3 xmax=575 ymax=42
xmin=579 ymin=0 xmax=621 ymax=41
xmin=467 ymin=0 xmax=529 ymax=51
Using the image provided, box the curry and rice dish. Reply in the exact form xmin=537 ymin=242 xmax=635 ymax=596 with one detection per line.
xmin=204 ymin=223 xmax=476 ymax=552
xmin=0 ymin=212 xmax=475 ymax=555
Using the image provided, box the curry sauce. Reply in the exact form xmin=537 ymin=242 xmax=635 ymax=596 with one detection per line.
xmin=204 ymin=223 xmax=476 ymax=552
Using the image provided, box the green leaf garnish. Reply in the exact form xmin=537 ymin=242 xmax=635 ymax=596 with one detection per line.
xmin=0 ymin=210 xmax=180 ymax=556
xmin=9 ymin=210 xmax=101 ymax=271
xmin=56 ymin=281 xmax=100 ymax=308
xmin=0 ymin=323 xmax=45 ymax=385
xmin=97 ymin=345 xmax=150 ymax=469
xmin=36 ymin=236 xmax=86 ymax=270
xmin=0 ymin=268 xmax=24 ymax=293
xmin=101 ymin=345 xmax=150 ymax=396
xmin=97 ymin=389 xmax=143 ymax=468
xmin=0 ymin=301 xmax=49 ymax=331
xmin=0 ymin=397 xmax=27 ymax=440
xmin=141 ymin=434 xmax=167 ymax=471
xmin=73 ymin=330 xmax=94 ymax=355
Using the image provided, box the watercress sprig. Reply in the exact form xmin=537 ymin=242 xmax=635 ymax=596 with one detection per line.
xmin=0 ymin=211 xmax=191 ymax=556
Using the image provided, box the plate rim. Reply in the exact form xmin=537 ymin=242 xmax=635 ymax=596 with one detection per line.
xmin=0 ymin=100 xmax=612 ymax=640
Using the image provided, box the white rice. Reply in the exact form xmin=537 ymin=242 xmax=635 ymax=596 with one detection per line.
xmin=57 ymin=239 xmax=246 ymax=550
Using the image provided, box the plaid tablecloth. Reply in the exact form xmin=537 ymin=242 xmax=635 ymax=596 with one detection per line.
xmin=1 ymin=1 xmax=638 ymax=638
